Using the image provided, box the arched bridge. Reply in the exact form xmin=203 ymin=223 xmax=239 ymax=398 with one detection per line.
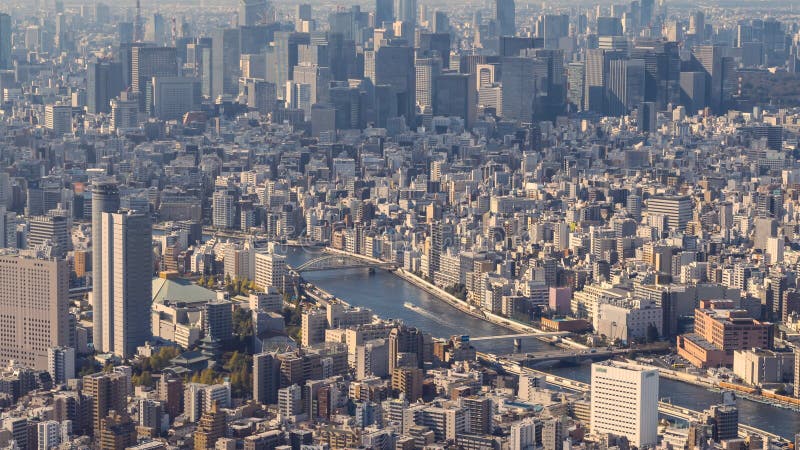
xmin=291 ymin=254 xmax=397 ymax=273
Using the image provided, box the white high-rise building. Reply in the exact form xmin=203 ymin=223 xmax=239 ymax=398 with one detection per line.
xmin=590 ymin=361 xmax=658 ymax=447
xmin=254 ymin=252 xmax=287 ymax=293
xmin=212 ymin=190 xmax=235 ymax=229
xmin=98 ymin=210 xmax=153 ymax=358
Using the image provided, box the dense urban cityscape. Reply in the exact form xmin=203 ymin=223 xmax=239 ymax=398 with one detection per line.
xmin=0 ymin=0 xmax=799 ymax=449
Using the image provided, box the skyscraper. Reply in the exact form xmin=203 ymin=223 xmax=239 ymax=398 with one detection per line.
xmin=0 ymin=13 xmax=11 ymax=70
xmin=370 ymin=42 xmax=416 ymax=125
xmin=87 ymin=61 xmax=124 ymax=114
xmin=415 ymin=57 xmax=441 ymax=111
xmin=375 ymin=0 xmax=394 ymax=27
xmin=501 ymin=56 xmax=538 ymax=122
xmin=211 ymin=28 xmax=241 ymax=100
xmin=434 ymin=72 xmax=476 ymax=127
xmin=607 ymin=58 xmax=645 ymax=116
xmin=131 ymin=46 xmax=179 ymax=107
xmin=495 ymin=0 xmax=515 ymax=37
xmin=240 ymin=0 xmax=269 ymax=26
xmin=691 ymin=45 xmax=734 ymax=114
xmin=590 ymin=361 xmax=659 ymax=448
xmin=271 ymin=31 xmax=310 ymax=100
xmin=151 ymin=76 xmax=202 ymax=120
xmin=91 ymin=182 xmax=119 ymax=355
xmin=394 ymin=0 xmax=417 ymax=27
xmin=0 ymin=253 xmax=70 ymax=371
xmin=584 ymin=48 xmax=624 ymax=114
xmin=98 ymin=210 xmax=153 ymax=358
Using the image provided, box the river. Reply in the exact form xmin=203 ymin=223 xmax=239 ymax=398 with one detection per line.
xmin=282 ymin=247 xmax=553 ymax=354
xmin=544 ymin=364 xmax=800 ymax=439
xmin=281 ymin=246 xmax=800 ymax=439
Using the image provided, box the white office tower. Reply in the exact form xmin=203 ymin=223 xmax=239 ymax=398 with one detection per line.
xmin=98 ymin=210 xmax=153 ymax=358
xmin=590 ymin=361 xmax=658 ymax=448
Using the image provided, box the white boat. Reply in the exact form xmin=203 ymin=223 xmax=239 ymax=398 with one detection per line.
xmin=404 ymin=301 xmax=420 ymax=310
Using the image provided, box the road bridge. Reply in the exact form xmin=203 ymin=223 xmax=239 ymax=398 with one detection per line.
xmin=469 ymin=332 xmax=569 ymax=341
xmin=291 ymin=253 xmax=397 ymax=273
xmin=476 ymin=352 xmax=786 ymax=442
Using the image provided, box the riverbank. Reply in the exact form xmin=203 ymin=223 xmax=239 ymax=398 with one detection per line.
xmin=319 ymin=247 xmax=589 ymax=348
xmin=624 ymin=359 xmax=800 ymax=413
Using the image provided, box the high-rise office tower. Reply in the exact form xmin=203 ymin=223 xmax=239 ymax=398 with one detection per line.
xmin=607 ymin=58 xmax=645 ymax=116
xmin=638 ymin=101 xmax=657 ymax=133
xmin=0 ymin=13 xmax=11 ymax=70
xmin=292 ymin=63 xmax=331 ymax=106
xmin=151 ymin=76 xmax=202 ymax=120
xmin=240 ymin=0 xmax=269 ymax=26
xmin=370 ymin=42 xmax=416 ymax=125
xmin=87 ymin=61 xmax=125 ymax=114
xmin=131 ymin=46 xmax=178 ymax=103
xmin=631 ymin=41 xmax=680 ymax=110
xmin=415 ymin=57 xmax=442 ymax=110
xmin=97 ymin=210 xmax=152 ymax=358
xmin=567 ymin=62 xmax=585 ymax=112
xmin=590 ymin=361 xmax=659 ymax=448
xmin=271 ymin=31 xmax=310 ymax=100
xmin=528 ymin=48 xmax=566 ymax=120
xmin=0 ymin=253 xmax=70 ymax=371
xmin=210 ymin=28 xmax=241 ymax=100
xmin=145 ymin=13 xmax=168 ymax=46
xmin=495 ymin=0 xmax=515 ymax=37
xmin=117 ymin=22 xmax=134 ymax=45
xmin=375 ymin=0 xmax=393 ymax=27
xmin=691 ymin=45 xmax=734 ymax=114
xmin=584 ymin=48 xmax=624 ymax=114
xmin=640 ymin=0 xmax=654 ymax=27
xmin=689 ymin=11 xmax=705 ymax=37
xmin=435 ymin=72 xmax=476 ymax=127
xmin=418 ymin=32 xmax=451 ymax=69
xmin=393 ymin=0 xmax=417 ymax=27
xmin=538 ymin=14 xmax=568 ymax=50
xmin=91 ymin=182 xmax=119 ymax=355
xmin=433 ymin=10 xmax=449 ymax=33
xmin=680 ymin=71 xmax=706 ymax=113
xmin=597 ymin=16 xmax=624 ymax=36
xmin=501 ymin=56 xmax=538 ymax=122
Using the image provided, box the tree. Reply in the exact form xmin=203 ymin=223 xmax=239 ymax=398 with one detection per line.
xmin=133 ymin=371 xmax=154 ymax=387
xmin=198 ymin=368 xmax=216 ymax=385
